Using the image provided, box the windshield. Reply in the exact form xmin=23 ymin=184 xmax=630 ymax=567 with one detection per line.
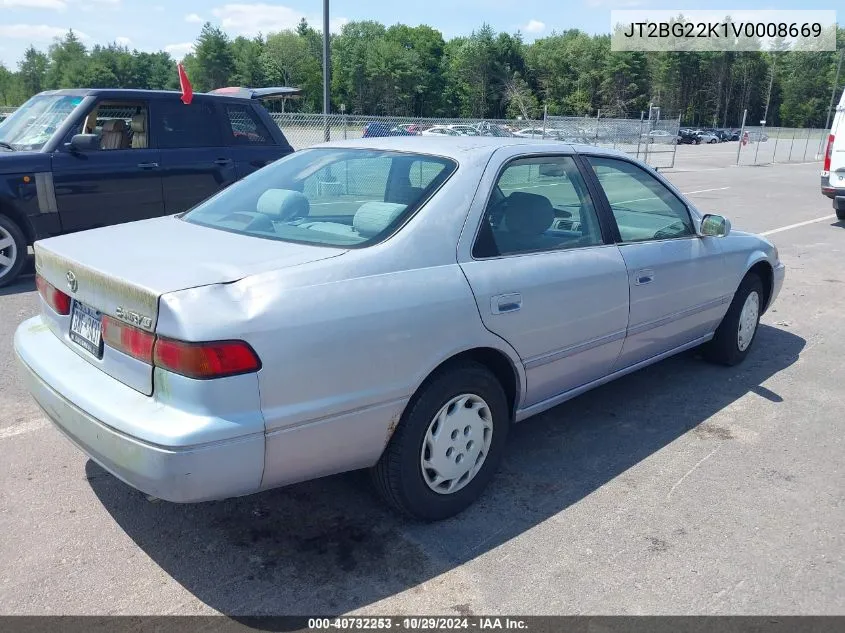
xmin=0 ymin=94 xmax=84 ymax=151
xmin=183 ymin=148 xmax=457 ymax=248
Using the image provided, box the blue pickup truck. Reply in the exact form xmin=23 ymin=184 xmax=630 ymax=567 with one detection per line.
xmin=0 ymin=87 xmax=296 ymax=286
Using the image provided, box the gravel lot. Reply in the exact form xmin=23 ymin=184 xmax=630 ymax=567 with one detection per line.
xmin=0 ymin=149 xmax=842 ymax=616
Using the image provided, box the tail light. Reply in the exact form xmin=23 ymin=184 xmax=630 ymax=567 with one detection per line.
xmin=823 ymin=134 xmax=834 ymax=172
xmin=153 ymin=338 xmax=261 ymax=380
xmin=36 ymin=274 xmax=71 ymax=315
xmin=100 ymin=316 xmax=261 ymax=380
xmin=102 ymin=316 xmax=155 ymax=363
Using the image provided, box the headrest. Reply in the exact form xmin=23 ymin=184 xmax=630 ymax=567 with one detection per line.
xmin=102 ymin=119 xmax=127 ymax=132
xmin=504 ymin=192 xmax=554 ymax=236
xmin=353 ymin=202 xmax=407 ymax=237
xmin=130 ymin=114 xmax=146 ymax=133
xmin=256 ymin=189 xmax=310 ymax=220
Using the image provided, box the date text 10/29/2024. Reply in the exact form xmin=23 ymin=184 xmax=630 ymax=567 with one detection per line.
xmin=308 ymin=618 xmax=529 ymax=631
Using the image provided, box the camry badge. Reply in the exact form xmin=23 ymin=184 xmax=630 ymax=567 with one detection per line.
xmin=66 ymin=270 xmax=78 ymax=293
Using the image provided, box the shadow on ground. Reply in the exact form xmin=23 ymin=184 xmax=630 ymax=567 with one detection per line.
xmin=88 ymin=324 xmax=805 ymax=617
xmin=0 ymin=254 xmax=35 ymax=296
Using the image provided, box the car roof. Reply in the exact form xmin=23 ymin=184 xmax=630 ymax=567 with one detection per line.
xmin=35 ymin=88 xmax=264 ymax=103
xmin=317 ymin=136 xmax=630 ymax=161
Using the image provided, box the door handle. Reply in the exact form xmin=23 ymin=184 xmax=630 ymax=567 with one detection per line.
xmin=137 ymin=162 xmax=158 ymax=169
xmin=214 ymin=158 xmax=234 ymax=166
xmin=491 ymin=293 xmax=522 ymax=314
xmin=635 ymin=269 xmax=655 ymax=285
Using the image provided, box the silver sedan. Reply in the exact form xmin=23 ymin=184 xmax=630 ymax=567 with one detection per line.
xmin=15 ymin=138 xmax=785 ymax=520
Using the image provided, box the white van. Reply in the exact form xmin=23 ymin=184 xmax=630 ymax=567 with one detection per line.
xmin=822 ymin=86 xmax=845 ymax=220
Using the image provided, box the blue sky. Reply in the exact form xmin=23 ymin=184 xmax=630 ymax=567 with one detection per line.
xmin=0 ymin=0 xmax=840 ymax=67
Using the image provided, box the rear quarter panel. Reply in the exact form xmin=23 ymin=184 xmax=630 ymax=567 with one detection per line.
xmin=156 ymin=155 xmax=526 ymax=488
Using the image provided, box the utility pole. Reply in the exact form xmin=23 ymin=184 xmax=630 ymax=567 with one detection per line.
xmin=761 ymin=54 xmax=776 ymax=128
xmin=824 ymin=48 xmax=844 ymax=132
xmin=322 ymin=0 xmax=331 ymax=142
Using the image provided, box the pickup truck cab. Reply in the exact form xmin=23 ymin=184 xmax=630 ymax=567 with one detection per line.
xmin=821 ymin=86 xmax=845 ymax=221
xmin=0 ymin=87 xmax=295 ymax=286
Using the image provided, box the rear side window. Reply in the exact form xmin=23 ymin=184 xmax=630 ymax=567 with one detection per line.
xmin=182 ymin=148 xmax=457 ymax=248
xmin=224 ymin=104 xmax=273 ymax=145
xmin=153 ymin=100 xmax=222 ymax=148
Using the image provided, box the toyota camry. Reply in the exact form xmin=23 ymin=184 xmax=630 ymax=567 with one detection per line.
xmin=15 ymin=137 xmax=785 ymax=520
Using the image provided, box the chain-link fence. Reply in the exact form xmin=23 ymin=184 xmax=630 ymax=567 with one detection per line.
xmin=270 ymin=111 xmax=682 ymax=169
xmin=735 ymin=126 xmax=829 ymax=166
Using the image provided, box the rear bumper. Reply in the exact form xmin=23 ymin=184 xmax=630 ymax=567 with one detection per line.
xmin=14 ymin=317 xmax=265 ymax=503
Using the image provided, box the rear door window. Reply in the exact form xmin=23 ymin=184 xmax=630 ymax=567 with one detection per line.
xmin=223 ymin=104 xmax=273 ymax=145
xmin=152 ymin=99 xmax=222 ymax=148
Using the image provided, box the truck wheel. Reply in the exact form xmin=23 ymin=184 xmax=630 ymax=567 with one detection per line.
xmin=0 ymin=215 xmax=27 ymax=288
xmin=836 ymin=208 xmax=845 ymax=221
xmin=371 ymin=361 xmax=510 ymax=521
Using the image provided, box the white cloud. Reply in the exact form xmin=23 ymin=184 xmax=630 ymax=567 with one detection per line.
xmin=0 ymin=0 xmax=66 ymax=9
xmin=164 ymin=42 xmax=194 ymax=59
xmin=211 ymin=3 xmax=348 ymax=36
xmin=522 ymin=19 xmax=546 ymax=34
xmin=0 ymin=23 xmax=88 ymax=40
xmin=115 ymin=36 xmax=131 ymax=46
xmin=185 ymin=13 xmax=203 ymax=24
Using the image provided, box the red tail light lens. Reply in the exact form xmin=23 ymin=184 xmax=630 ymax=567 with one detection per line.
xmin=823 ymin=134 xmax=834 ymax=172
xmin=153 ymin=338 xmax=261 ymax=380
xmin=102 ymin=316 xmax=155 ymax=363
xmin=36 ymin=274 xmax=71 ymax=315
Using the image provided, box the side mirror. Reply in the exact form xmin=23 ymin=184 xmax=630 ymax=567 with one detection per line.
xmin=700 ymin=214 xmax=731 ymax=237
xmin=66 ymin=134 xmax=99 ymax=153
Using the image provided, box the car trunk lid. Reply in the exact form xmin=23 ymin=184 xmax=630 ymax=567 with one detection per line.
xmin=35 ymin=215 xmax=346 ymax=394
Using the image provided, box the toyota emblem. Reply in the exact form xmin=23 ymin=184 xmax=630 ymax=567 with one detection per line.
xmin=66 ymin=270 xmax=78 ymax=293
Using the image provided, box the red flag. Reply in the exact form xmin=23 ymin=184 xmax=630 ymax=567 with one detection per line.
xmin=177 ymin=63 xmax=193 ymax=105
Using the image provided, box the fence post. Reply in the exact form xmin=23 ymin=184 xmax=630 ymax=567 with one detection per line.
xmin=802 ymin=127 xmax=811 ymax=161
xmin=542 ymin=104 xmax=548 ymax=139
xmin=669 ymin=113 xmax=681 ymax=169
xmin=753 ymin=122 xmax=765 ymax=165
xmin=736 ymin=109 xmax=747 ymax=165
xmin=595 ymin=109 xmax=601 ymax=143
xmin=636 ymin=111 xmax=645 ymax=160
xmin=771 ymin=127 xmax=780 ymax=164
xmin=643 ymin=109 xmax=651 ymax=165
xmin=788 ymin=127 xmax=797 ymax=161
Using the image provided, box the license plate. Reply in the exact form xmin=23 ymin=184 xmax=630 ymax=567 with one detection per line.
xmin=69 ymin=300 xmax=103 ymax=358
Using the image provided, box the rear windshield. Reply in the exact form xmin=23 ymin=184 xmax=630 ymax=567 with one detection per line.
xmin=182 ymin=148 xmax=457 ymax=247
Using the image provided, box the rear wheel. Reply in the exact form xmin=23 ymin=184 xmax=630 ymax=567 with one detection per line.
xmin=703 ymin=273 xmax=764 ymax=366
xmin=837 ymin=208 xmax=845 ymax=221
xmin=371 ymin=361 xmax=510 ymax=520
xmin=0 ymin=215 xmax=27 ymax=288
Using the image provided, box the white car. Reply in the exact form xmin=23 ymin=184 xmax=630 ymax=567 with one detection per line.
xmin=514 ymin=127 xmax=549 ymax=139
xmin=421 ymin=126 xmax=461 ymax=137
xmin=447 ymin=125 xmax=479 ymax=136
xmin=822 ymin=85 xmax=845 ymax=220
xmin=15 ymin=137 xmax=784 ymax=520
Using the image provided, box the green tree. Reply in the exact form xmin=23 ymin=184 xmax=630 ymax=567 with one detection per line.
xmin=263 ymin=30 xmax=322 ymax=111
xmin=191 ymin=22 xmax=235 ymax=90
xmin=18 ymin=45 xmax=48 ymax=96
xmin=232 ymin=36 xmax=267 ymax=87
xmin=45 ymin=30 xmax=88 ymax=89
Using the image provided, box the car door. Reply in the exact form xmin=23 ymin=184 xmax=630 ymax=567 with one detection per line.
xmin=51 ymin=100 xmax=164 ymax=233
xmin=459 ymin=152 xmax=630 ymax=409
xmin=220 ymin=102 xmax=290 ymax=178
xmin=583 ymin=155 xmax=729 ymax=370
xmin=150 ymin=97 xmax=237 ymax=214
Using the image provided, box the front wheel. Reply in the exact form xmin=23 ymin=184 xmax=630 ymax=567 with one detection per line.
xmin=835 ymin=207 xmax=845 ymax=221
xmin=703 ymin=273 xmax=764 ymax=366
xmin=0 ymin=215 xmax=27 ymax=288
xmin=371 ymin=361 xmax=510 ymax=520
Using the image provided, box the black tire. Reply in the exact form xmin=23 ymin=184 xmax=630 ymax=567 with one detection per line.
xmin=0 ymin=214 xmax=27 ymax=288
xmin=371 ymin=361 xmax=510 ymax=521
xmin=703 ymin=273 xmax=764 ymax=366
xmin=835 ymin=207 xmax=845 ymax=221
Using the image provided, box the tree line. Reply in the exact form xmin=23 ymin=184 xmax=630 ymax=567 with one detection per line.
xmin=1 ymin=20 xmax=843 ymax=128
